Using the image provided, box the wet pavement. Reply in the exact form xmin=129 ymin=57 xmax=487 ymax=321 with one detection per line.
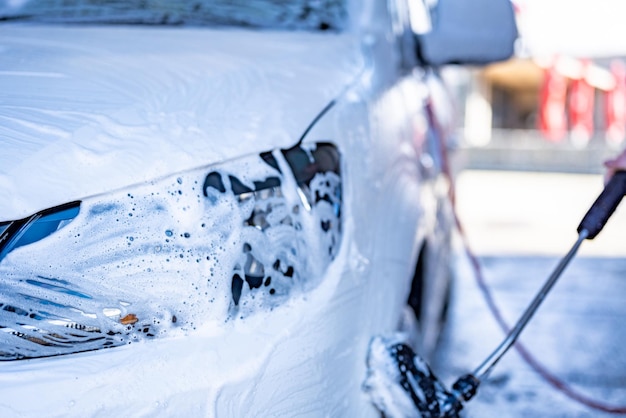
xmin=433 ymin=170 xmax=626 ymax=417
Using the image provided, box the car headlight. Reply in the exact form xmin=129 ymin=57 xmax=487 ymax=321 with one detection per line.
xmin=0 ymin=142 xmax=341 ymax=360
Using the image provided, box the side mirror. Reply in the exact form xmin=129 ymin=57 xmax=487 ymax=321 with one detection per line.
xmin=417 ymin=0 xmax=518 ymax=66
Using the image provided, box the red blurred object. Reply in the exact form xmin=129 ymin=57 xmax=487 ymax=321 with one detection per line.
xmin=568 ymin=60 xmax=595 ymax=144
xmin=538 ymin=65 xmax=568 ymax=141
xmin=605 ymin=60 xmax=626 ymax=145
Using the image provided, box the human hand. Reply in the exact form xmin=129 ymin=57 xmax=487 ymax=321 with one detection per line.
xmin=604 ymin=148 xmax=626 ymax=184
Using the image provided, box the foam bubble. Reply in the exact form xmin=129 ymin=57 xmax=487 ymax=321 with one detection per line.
xmin=0 ymin=143 xmax=342 ymax=359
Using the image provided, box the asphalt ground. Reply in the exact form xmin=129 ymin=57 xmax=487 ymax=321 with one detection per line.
xmin=433 ymin=170 xmax=626 ymax=417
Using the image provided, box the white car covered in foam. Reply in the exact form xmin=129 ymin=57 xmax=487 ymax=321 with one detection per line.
xmin=0 ymin=0 xmax=515 ymax=416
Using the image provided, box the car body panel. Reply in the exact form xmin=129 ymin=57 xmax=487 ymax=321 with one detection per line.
xmin=0 ymin=1 xmax=457 ymax=416
xmin=0 ymin=24 xmax=363 ymax=219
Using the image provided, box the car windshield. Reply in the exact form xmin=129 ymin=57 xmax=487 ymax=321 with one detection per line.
xmin=0 ymin=0 xmax=348 ymax=31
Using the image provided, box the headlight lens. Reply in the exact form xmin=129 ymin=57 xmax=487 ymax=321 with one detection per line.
xmin=0 ymin=142 xmax=341 ymax=360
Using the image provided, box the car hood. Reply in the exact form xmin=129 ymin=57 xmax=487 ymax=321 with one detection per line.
xmin=0 ymin=24 xmax=363 ymax=220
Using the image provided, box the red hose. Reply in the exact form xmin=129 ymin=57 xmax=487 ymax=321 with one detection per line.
xmin=457 ymin=224 xmax=626 ymax=414
xmin=425 ymin=95 xmax=626 ymax=414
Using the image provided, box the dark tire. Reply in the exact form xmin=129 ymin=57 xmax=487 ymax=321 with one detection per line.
xmin=407 ymin=245 xmax=427 ymax=328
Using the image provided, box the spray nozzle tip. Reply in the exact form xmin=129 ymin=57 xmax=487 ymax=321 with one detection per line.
xmin=451 ymin=374 xmax=480 ymax=402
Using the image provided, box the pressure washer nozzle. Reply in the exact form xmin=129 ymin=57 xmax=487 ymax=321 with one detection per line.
xmin=577 ymin=171 xmax=626 ymax=239
xmin=451 ymin=374 xmax=480 ymax=402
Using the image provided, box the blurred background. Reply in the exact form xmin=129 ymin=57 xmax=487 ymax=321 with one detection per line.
xmin=446 ymin=0 xmax=626 ymax=172
xmin=435 ymin=1 xmax=626 ymax=416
